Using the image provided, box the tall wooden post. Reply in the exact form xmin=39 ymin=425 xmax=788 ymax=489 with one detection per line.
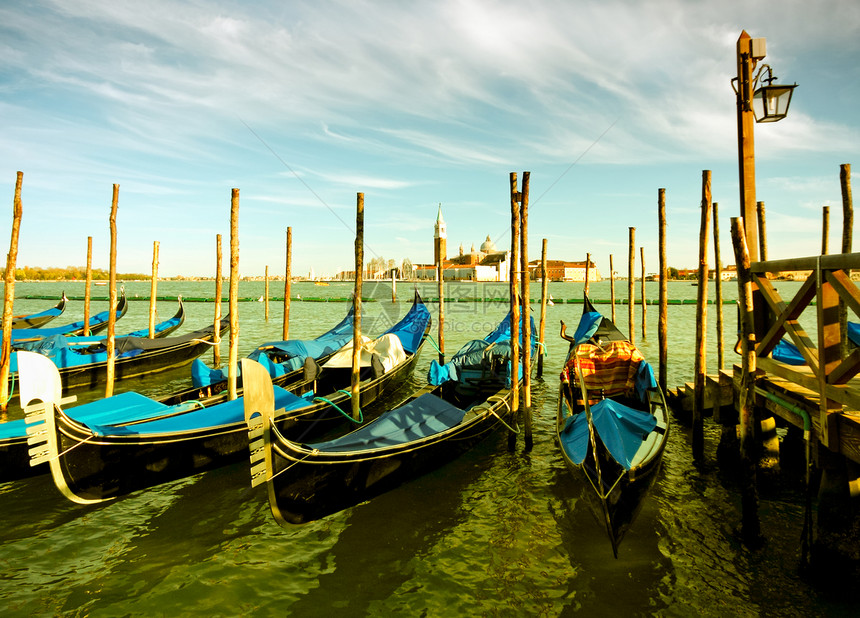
xmin=628 ymin=227 xmax=635 ymax=345
xmin=392 ymin=271 xmax=396 ymax=303
xmin=657 ymin=188 xmax=668 ymax=393
xmin=520 ymin=171 xmax=532 ymax=451
xmin=105 ymin=184 xmax=119 ymax=398
xmin=584 ymin=252 xmax=590 ymax=297
xmin=731 ymin=216 xmax=762 ymax=546
xmin=83 ymin=236 xmax=92 ymax=337
xmin=283 ymin=227 xmax=291 ymax=340
xmin=609 ymin=254 xmax=616 ymax=323
xmin=756 ymin=201 xmax=768 ymax=261
xmin=840 ymin=164 xmax=853 ymax=358
xmin=214 ymin=234 xmax=222 ymax=366
xmin=537 ymin=238 xmax=548 ymax=378
xmin=0 ymin=172 xmax=23 ymax=413
xmin=713 ymin=202 xmax=725 ymax=370
xmin=822 ymin=206 xmax=830 ymax=255
xmin=352 ymin=193 xmax=364 ymax=421
xmin=148 ymin=240 xmax=159 ymax=338
xmin=640 ymin=247 xmax=646 ymax=339
xmin=737 ymin=31 xmax=759 ymax=262
xmin=264 ymin=265 xmax=269 ymax=321
xmin=508 ymin=172 xmax=520 ymax=450
xmin=228 ymin=189 xmax=240 ymax=401
xmin=693 ymin=171 xmax=712 ymax=461
xmin=436 ymin=258 xmax=445 ymax=364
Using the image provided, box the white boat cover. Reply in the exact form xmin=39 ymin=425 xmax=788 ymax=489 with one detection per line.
xmin=322 ymin=333 xmax=406 ymax=374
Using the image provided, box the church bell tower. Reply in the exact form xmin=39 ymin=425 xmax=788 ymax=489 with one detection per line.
xmin=433 ymin=203 xmax=447 ymax=266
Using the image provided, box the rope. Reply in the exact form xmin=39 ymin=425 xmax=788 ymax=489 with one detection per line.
xmin=313 ymin=389 xmax=363 ymax=423
xmin=4 ymin=371 xmax=16 ymax=404
xmin=536 ymin=341 xmax=548 ymax=357
xmin=269 ymin=447 xmax=318 ymax=482
xmin=424 ymin=334 xmax=443 ymax=355
xmin=486 ymin=395 xmax=518 ymax=434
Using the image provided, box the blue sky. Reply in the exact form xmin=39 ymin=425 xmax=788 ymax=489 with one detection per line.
xmin=2 ymin=0 xmax=858 ymax=278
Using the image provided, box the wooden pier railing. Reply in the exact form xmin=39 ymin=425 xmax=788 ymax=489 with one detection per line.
xmin=748 ymin=252 xmax=860 ymax=460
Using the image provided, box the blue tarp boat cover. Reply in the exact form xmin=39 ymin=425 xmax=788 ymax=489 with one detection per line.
xmin=12 ymin=313 xmax=187 ymax=372
xmin=559 ymin=398 xmax=657 ymax=471
xmin=84 ymin=385 xmax=312 ymax=436
xmin=4 ymin=391 xmax=171 ymax=441
xmin=309 ymin=393 xmax=465 ymax=453
xmin=428 ymin=312 xmax=536 ymax=386
xmin=767 ymin=323 xmax=859 ymax=366
xmin=4 ymin=302 xmax=123 ymax=345
xmin=381 ymin=296 xmax=431 ymax=354
xmin=572 ymin=311 xmax=603 ymax=345
xmin=191 ymin=308 xmax=356 ymax=388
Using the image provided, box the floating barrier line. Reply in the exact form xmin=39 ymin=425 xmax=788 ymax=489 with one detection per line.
xmin=17 ymin=294 xmax=778 ymax=305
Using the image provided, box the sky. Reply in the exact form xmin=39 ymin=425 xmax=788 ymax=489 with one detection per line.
xmin=2 ymin=0 xmax=859 ymax=279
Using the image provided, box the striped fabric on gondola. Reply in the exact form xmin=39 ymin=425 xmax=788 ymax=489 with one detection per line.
xmin=560 ymin=341 xmax=644 ymax=399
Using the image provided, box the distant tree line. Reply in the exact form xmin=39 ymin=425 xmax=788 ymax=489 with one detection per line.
xmin=0 ymin=266 xmax=147 ymax=281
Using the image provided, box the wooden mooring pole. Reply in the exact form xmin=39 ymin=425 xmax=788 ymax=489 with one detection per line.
xmin=351 ymin=193 xmax=364 ymax=421
xmin=609 ymin=254 xmax=616 ymax=323
xmin=520 ymin=171 xmax=532 ymax=451
xmin=730 ymin=216 xmax=763 ymax=546
xmin=657 ymin=188 xmax=667 ymax=393
xmin=537 ymin=238 xmax=548 ymax=378
xmin=756 ymin=201 xmax=768 ymax=261
xmin=822 ymin=206 xmax=830 ymax=255
xmin=228 ymin=190 xmax=240 ymax=401
xmin=628 ymin=227 xmax=635 ymax=345
xmin=584 ymin=252 xmax=590 ymax=297
xmin=105 ymin=184 xmax=119 ymax=398
xmin=640 ymin=247 xmax=646 ymax=339
xmin=149 ymin=240 xmax=159 ymax=338
xmin=840 ymin=164 xmax=853 ymax=358
xmin=436 ymin=258 xmax=444 ymax=365
xmin=693 ymin=171 xmax=711 ymax=462
xmin=508 ymin=172 xmax=520 ymax=450
xmin=264 ymin=265 xmax=269 ymax=321
xmin=83 ymin=236 xmax=92 ymax=337
xmin=213 ymin=234 xmax=222 ymax=367
xmin=713 ymin=203 xmax=724 ymax=370
xmin=0 ymin=172 xmax=23 ymax=414
xmin=283 ymin=227 xmax=291 ymax=340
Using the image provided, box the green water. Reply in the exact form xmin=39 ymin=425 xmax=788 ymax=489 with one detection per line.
xmin=1 ymin=280 xmax=855 ymax=616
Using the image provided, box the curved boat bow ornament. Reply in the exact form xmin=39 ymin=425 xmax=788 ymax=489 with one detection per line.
xmin=19 ymin=351 xmax=96 ymax=505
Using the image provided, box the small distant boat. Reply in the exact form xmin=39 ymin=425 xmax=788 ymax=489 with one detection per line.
xmin=314 ymin=281 xmax=329 ymax=287
xmin=11 ymin=295 xmax=67 ymax=329
xmin=548 ymin=294 xmax=555 ymax=307
xmin=556 ymin=294 xmax=669 ymax=557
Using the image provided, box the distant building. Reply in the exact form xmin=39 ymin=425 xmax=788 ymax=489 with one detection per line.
xmin=416 ymin=206 xmax=511 ymax=281
xmin=528 ymin=259 xmax=601 ymax=282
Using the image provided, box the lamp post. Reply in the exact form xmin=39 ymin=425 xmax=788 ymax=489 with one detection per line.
xmin=735 ymin=30 xmax=797 ymax=261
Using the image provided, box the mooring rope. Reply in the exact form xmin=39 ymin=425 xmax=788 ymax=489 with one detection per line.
xmin=313 ymin=389 xmax=363 ymax=423
xmin=486 ymin=395 xmax=518 ymax=434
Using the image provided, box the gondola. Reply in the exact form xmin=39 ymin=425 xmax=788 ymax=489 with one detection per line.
xmin=556 ymin=295 xmax=669 ymax=558
xmin=18 ymin=293 xmax=430 ymax=502
xmin=247 ymin=311 xmax=538 ymax=525
xmin=13 ymin=302 xmax=219 ymax=393
xmin=11 ymin=295 xmax=67 ymax=329
xmin=7 ymin=291 xmax=128 ymax=345
xmin=0 ymin=305 xmax=334 ymax=483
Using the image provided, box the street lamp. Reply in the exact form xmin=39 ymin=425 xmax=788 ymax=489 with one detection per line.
xmin=733 ymin=30 xmax=797 ymax=261
xmin=751 ymin=64 xmax=798 ymax=123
